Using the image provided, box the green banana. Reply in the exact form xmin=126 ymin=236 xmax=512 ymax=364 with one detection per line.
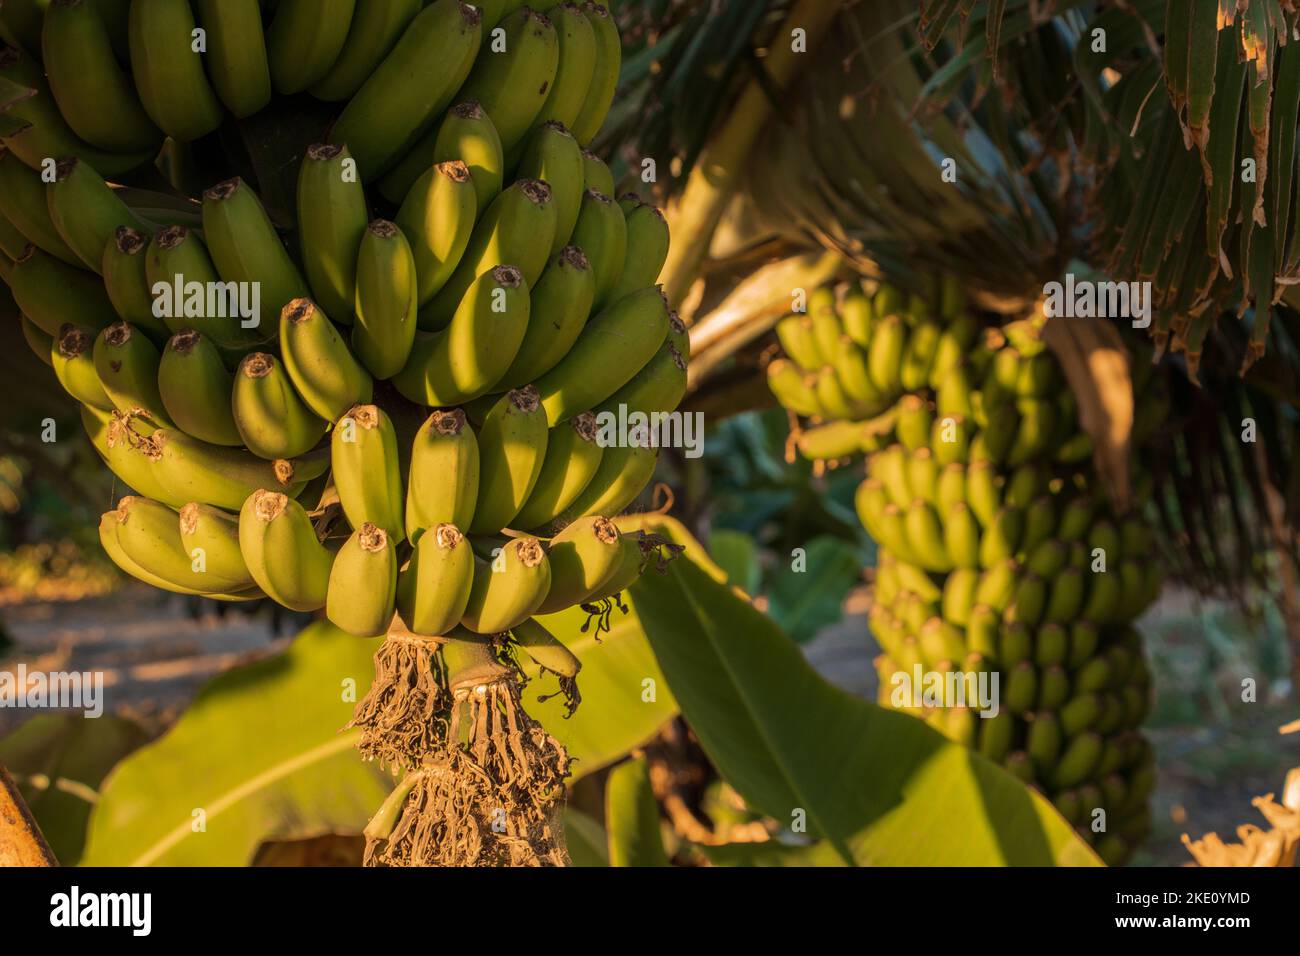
xmin=917 ymin=617 xmax=965 ymax=667
xmin=113 ymin=495 xmax=254 ymax=595
xmin=470 ymin=386 xmax=550 ymax=533
xmin=605 ymin=199 xmax=670 ymax=304
xmin=869 ymin=444 xmax=911 ymax=509
xmin=46 ymin=156 xmax=148 ymax=272
xmin=42 ymin=0 xmax=161 ymax=152
xmin=940 ymin=568 xmax=978 ymax=627
xmin=1060 ymin=693 xmax=1100 ymax=738
xmin=497 ymin=246 xmax=596 ymax=389
xmin=377 ymin=98 xmax=503 ymax=209
xmin=977 ymin=710 xmax=1014 ymax=763
xmin=405 ymin=409 xmax=480 ymax=542
xmin=766 ymin=359 xmax=819 ymax=417
xmin=457 ymin=5 xmax=559 ymax=154
xmin=935 ymin=463 xmax=966 ymax=517
xmin=1019 ymin=496 xmax=1056 ymax=556
xmin=965 ymin=460 xmax=1002 ymax=527
xmin=178 ymin=502 xmax=255 ymax=590
xmin=900 ymin=320 xmax=940 ymax=392
xmin=421 ymin=178 xmax=556 ymax=329
xmin=569 ymin=2 xmax=619 ymax=146
xmin=560 ymin=437 xmax=657 ymax=522
xmin=266 ymin=0 xmax=356 ymax=95
xmin=830 ymin=337 xmax=882 ymax=407
xmin=310 ymin=0 xmax=421 ymax=102
xmin=1037 ymin=664 xmax=1070 ymax=711
xmin=82 ymin=405 xmax=173 ymax=503
xmin=776 ymin=315 xmax=821 ymax=370
xmin=904 ymin=499 xmax=951 ymax=572
xmin=102 ymin=227 xmax=170 ymax=342
xmin=866 ymin=314 xmax=905 ymax=394
xmin=972 ymin=558 xmax=1019 ymax=613
xmin=279 ymin=298 xmax=373 ymax=421
xmin=332 ymin=404 xmax=405 ymax=543
xmin=1050 ymin=732 xmax=1103 ymax=789
xmin=232 ymin=352 xmax=328 ymax=460
xmin=536 ymin=515 xmax=622 ymax=613
xmin=395 ymin=160 xmax=477 ymax=306
xmin=460 ymin=536 xmax=552 ymax=633
xmin=997 ymin=622 xmax=1032 ymax=666
xmin=1080 ymin=568 xmax=1122 ymax=625
xmin=930 ymin=414 xmax=971 ymax=467
xmin=352 ymin=218 xmax=420 ymax=379
xmin=1004 ymin=661 xmax=1037 ymax=714
xmin=238 ymin=489 xmax=335 ymax=612
xmin=393 ymin=265 xmax=531 ymax=406
xmin=1034 ymin=622 xmax=1069 ymax=667
xmin=568 ymin=189 xmax=627 ymax=310
xmin=7 ymin=244 xmax=115 ymax=335
xmin=597 ymin=340 xmax=687 ymax=419
xmin=93 ymin=322 xmax=172 ymax=424
xmin=580 ymin=148 xmax=615 ymax=198
xmin=535 ymin=284 xmax=669 ymax=425
xmin=0 ymin=147 xmax=78 ymax=264
xmin=51 ymin=323 xmax=113 ymax=410
xmin=965 ymin=604 xmax=999 ymax=660
xmin=896 ymin=395 xmax=933 ymax=451
xmin=327 ymin=523 xmax=398 ymax=638
xmin=513 ymin=412 xmax=604 ymax=530
xmin=396 ymin=522 xmax=474 ymax=636
xmin=202 ymin=178 xmax=310 ymax=333
xmin=297 ymin=143 xmax=369 ymax=322
xmin=516 ymin=121 xmax=585 ymax=255
xmin=532 ymin=2 xmax=597 ymax=131
xmin=942 ymin=501 xmax=981 ymax=570
xmin=1026 ymin=711 xmax=1062 ymax=772
xmin=1042 ymin=567 xmax=1085 ymax=624
xmin=840 ymin=287 xmax=873 ymax=347
xmin=1068 ymin=620 xmax=1100 ymax=670
xmin=510 ymin=616 xmax=581 ymax=681
xmin=978 ymin=505 xmax=1023 ymax=568
xmin=145 ymin=226 xmax=269 ymax=354
xmin=1006 ymin=398 xmax=1058 ymax=466
xmin=799 ymin=420 xmax=870 ymax=461
xmin=148 ymin=424 xmax=327 ymax=511
xmin=128 ymin=0 xmax=224 ymax=141
xmin=192 ymin=0 xmax=272 ymax=118
xmin=328 ymin=0 xmax=483 ymax=181
xmin=21 ymin=315 xmax=54 ymax=366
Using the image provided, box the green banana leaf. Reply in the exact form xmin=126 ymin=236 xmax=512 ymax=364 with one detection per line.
xmin=605 ymin=757 xmax=670 ymax=867
xmin=627 ymin=539 xmax=1102 ymax=866
xmin=0 ymin=713 xmax=149 ymax=865
xmin=707 ymin=528 xmax=761 ymax=595
xmin=564 ymin=809 xmax=609 ymax=867
xmin=765 ymin=534 xmax=864 ymax=645
xmin=80 ymin=622 xmax=393 ymax=866
xmin=700 ymin=840 xmax=847 ymax=867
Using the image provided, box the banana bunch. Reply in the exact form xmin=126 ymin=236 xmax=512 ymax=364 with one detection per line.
xmin=766 ymin=277 xmax=972 ymax=426
xmin=768 ymin=277 xmax=1161 ymax=865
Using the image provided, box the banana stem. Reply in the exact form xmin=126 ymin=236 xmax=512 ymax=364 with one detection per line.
xmin=658 ymin=0 xmax=841 ymax=307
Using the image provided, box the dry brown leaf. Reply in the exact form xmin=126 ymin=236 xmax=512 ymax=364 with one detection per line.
xmin=1041 ymin=306 xmax=1134 ymax=511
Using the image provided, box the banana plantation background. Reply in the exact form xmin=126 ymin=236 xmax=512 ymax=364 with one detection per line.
xmin=1 ymin=0 xmax=1299 ymax=867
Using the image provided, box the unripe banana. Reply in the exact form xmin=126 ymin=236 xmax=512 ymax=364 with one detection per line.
xmin=1037 ymin=663 xmax=1070 ymax=710
xmin=144 ymin=226 xmax=270 ymax=354
xmin=934 ymin=462 xmax=966 ymax=517
xmin=978 ymin=505 xmax=1023 ymax=568
xmin=279 ymin=298 xmax=373 ymax=421
xmin=965 ymin=460 xmax=1002 ymax=527
xmin=471 ymin=386 xmax=550 ymax=532
xmin=42 ymin=0 xmax=161 ymax=152
xmin=513 ymin=412 xmax=604 ymax=530
xmin=93 ymin=322 xmax=172 ymax=424
xmin=1004 ymin=661 xmax=1037 ymax=714
xmin=1057 ymin=495 xmax=1094 ymax=541
xmin=82 ymin=405 xmax=172 ymax=502
xmin=1034 ymin=622 xmax=1069 ymax=667
xmin=9 ymin=245 xmax=117 ymax=336
xmin=977 ymin=710 xmax=1014 ymax=763
xmin=232 ymin=352 xmax=328 ymax=460
xmin=178 ymin=502 xmax=253 ymax=589
xmin=406 ymin=409 xmax=480 ymax=542
xmin=421 ymin=179 xmax=556 ymax=329
xmin=942 ymin=501 xmax=981 ymax=570
xmin=799 ymin=420 xmax=869 ymax=461
xmin=940 ymin=568 xmax=978 ymax=627
xmin=266 ymin=0 xmax=356 ymax=95
xmin=766 ymin=359 xmax=819 ymax=417
xmin=156 ymin=331 xmax=241 ymax=446
xmin=99 ymin=510 xmax=259 ymax=600
xmin=128 ymin=0 xmax=224 ymax=141
xmin=568 ymin=189 xmax=627 ymax=310
xmin=560 ymin=438 xmax=658 ymax=522
xmin=1006 ymin=398 xmax=1058 ymax=467
xmin=900 ymin=320 xmax=940 ymax=392
xmin=239 ymin=489 xmax=335 ymax=612
xmin=569 ymin=2 xmax=619 ymax=146
xmin=998 ymin=622 xmax=1032 ymax=666
xmin=51 ymin=324 xmax=114 ymax=410
xmin=516 ymin=121 xmax=585 ymax=254
xmin=150 ymin=426 xmax=327 ymax=511
xmin=904 ymin=499 xmax=951 ymax=572
xmin=396 ymin=522 xmax=474 ymax=636
xmin=860 ymin=313 xmax=903 ymax=395
xmin=497 ymin=246 xmax=596 ymax=389
xmin=458 ymin=6 xmax=559 ymax=153
xmin=202 ymin=178 xmax=310 ymax=332
xmin=0 ymin=148 xmax=78 ymax=264
xmin=114 ymin=495 xmax=249 ymax=594
xmin=895 ymin=395 xmax=932 ymax=451
xmin=511 ymin=616 xmax=581 ymax=682
xmin=973 ymin=558 xmax=1019 ymax=613
xmin=605 ymin=199 xmax=670 ymax=305
xmin=1042 ymin=567 xmax=1085 ymax=624
xmin=102 ymin=227 xmax=170 ymax=342
xmin=965 ymin=604 xmax=999 ymax=660
xmin=45 ymin=157 xmax=148 ymax=273
xmin=531 ymin=2 xmax=598 ymax=133
xmin=328 ymin=0 xmax=483 ymax=181
xmin=461 ymin=535 xmax=552 ymax=633
xmin=297 ymin=143 xmax=369 ymax=322
xmin=192 ymin=0 xmax=272 ymax=118
xmin=598 ymin=340 xmax=688 ymax=419
xmin=332 ymin=404 xmax=405 ymax=544
xmin=20 ymin=316 xmax=53 ymax=366
xmin=579 ymin=148 xmax=615 ymax=198
xmin=1026 ymin=711 xmax=1062 ymax=772
xmin=1050 ymin=732 xmax=1103 ymax=790
xmin=352 ymin=219 xmax=420 ymax=379
xmin=377 ymin=99 xmax=503 ymax=209
xmin=868 ymin=444 xmax=911 ymax=509
xmin=535 ymin=284 xmax=669 ymax=425
xmin=395 ymin=161 xmax=477 ymax=306
xmin=1067 ymin=620 xmax=1100 ymax=670
xmin=917 ymin=617 xmax=965 ymax=667
xmin=310 ymin=0 xmax=421 ymax=101
xmin=537 ymin=514 xmax=621 ymax=613
xmin=393 ymin=265 xmax=531 ymax=406
xmin=327 ymin=523 xmax=397 ymax=638
xmin=828 ymin=336 xmax=882 ymax=407
xmin=1080 ymin=567 xmax=1122 ymax=624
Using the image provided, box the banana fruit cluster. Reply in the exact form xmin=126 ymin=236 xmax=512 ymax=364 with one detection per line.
xmin=768 ymin=278 xmax=1160 ymax=865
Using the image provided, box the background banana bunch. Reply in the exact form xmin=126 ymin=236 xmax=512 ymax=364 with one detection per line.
xmin=0 ymin=0 xmax=683 ymax=867
xmin=767 ymin=277 xmax=1162 ymax=866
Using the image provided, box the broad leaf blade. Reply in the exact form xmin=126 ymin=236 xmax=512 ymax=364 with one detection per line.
xmin=605 ymin=757 xmax=669 ymax=867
